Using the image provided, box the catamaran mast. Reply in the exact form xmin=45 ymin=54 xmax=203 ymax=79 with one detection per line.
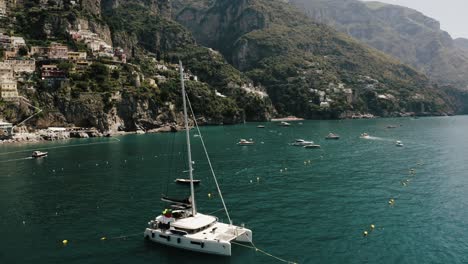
xmin=179 ymin=61 xmax=197 ymax=216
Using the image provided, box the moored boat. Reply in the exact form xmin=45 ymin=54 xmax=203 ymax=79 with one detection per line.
xmin=238 ymin=139 xmax=255 ymax=145
xmin=175 ymin=179 xmax=201 ymax=185
xmin=396 ymin=141 xmax=404 ymax=147
xmin=32 ymin=151 xmax=48 ymax=158
xmin=290 ymin=139 xmax=314 ymax=146
xmin=325 ymin=133 xmax=340 ymax=140
xmin=360 ymin=133 xmax=370 ymax=139
xmin=304 ymin=144 xmax=321 ymax=149
xmin=144 ymin=61 xmax=253 ymax=256
xmin=279 ymin=121 xmax=291 ymax=127
xmin=257 ymin=125 xmax=265 ymax=128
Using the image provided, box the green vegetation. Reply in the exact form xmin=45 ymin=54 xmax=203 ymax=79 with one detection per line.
xmin=174 ymin=0 xmax=454 ymax=117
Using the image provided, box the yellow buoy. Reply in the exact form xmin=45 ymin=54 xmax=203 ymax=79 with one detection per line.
xmin=363 ymin=231 xmax=368 ymax=237
xmin=100 ymin=237 xmax=107 ymax=241
xmin=62 ymin=240 xmax=68 ymax=245
xmin=370 ymin=224 xmax=375 ymax=230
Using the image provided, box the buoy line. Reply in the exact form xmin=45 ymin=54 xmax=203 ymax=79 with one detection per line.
xmin=61 ymin=232 xmax=143 ymax=246
xmin=60 ymin=231 xmax=296 ymax=263
xmin=0 ymin=138 xmax=121 ymax=156
xmin=362 ymin=161 xmax=424 ymax=238
xmin=231 ymin=241 xmax=297 ymax=264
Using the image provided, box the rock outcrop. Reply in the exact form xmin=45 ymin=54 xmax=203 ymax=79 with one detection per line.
xmin=173 ymin=0 xmax=456 ymax=118
xmin=289 ymin=0 xmax=468 ymax=90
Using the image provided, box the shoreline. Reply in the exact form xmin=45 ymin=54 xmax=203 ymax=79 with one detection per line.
xmin=0 ymin=114 xmax=456 ymax=146
xmin=0 ymin=124 xmax=183 ymax=145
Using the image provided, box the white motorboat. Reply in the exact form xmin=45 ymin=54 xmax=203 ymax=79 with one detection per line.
xmin=237 ymin=139 xmax=255 ymax=145
xmin=396 ymin=141 xmax=404 ymax=147
xmin=175 ymin=179 xmax=201 ymax=185
xmin=290 ymin=139 xmax=314 ymax=146
xmin=32 ymin=151 xmax=48 ymax=158
xmin=257 ymin=125 xmax=265 ymax=128
xmin=360 ymin=133 xmax=370 ymax=139
xmin=304 ymin=144 xmax=321 ymax=149
xmin=279 ymin=121 xmax=291 ymax=127
xmin=144 ymin=61 xmax=252 ymax=256
xmin=325 ymin=133 xmax=340 ymax=140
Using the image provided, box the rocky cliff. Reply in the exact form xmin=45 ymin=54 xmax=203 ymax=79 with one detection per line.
xmin=454 ymin=38 xmax=468 ymax=54
xmin=1 ymin=0 xmax=273 ymax=133
xmin=289 ymin=0 xmax=468 ymax=90
xmin=174 ymin=0 xmax=456 ymax=118
xmin=0 ymin=0 xmax=463 ymax=135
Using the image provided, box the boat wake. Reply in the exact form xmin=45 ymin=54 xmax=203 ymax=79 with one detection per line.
xmin=0 ymin=156 xmax=33 ymax=163
xmin=364 ymin=136 xmax=395 ymax=142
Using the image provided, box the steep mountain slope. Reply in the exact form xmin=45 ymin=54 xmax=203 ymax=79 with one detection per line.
xmin=0 ymin=0 xmax=274 ymax=132
xmin=173 ymin=0 xmax=455 ymax=118
xmin=289 ymin=0 xmax=468 ymax=89
xmin=454 ymin=38 xmax=468 ymax=54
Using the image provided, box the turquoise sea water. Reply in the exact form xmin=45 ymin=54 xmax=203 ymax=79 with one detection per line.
xmin=1 ymin=116 xmax=468 ymax=264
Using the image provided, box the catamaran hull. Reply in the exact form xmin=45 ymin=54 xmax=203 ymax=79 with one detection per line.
xmin=144 ymin=228 xmax=233 ymax=256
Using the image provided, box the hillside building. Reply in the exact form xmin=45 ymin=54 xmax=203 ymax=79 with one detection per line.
xmin=0 ymin=120 xmax=13 ymax=138
xmin=41 ymin=65 xmax=65 ymax=79
xmin=31 ymin=43 xmax=69 ymax=59
xmin=67 ymin=51 xmax=87 ymax=61
xmin=5 ymin=59 xmax=35 ymax=75
xmin=48 ymin=43 xmax=68 ymax=60
xmin=0 ymin=62 xmax=14 ymax=80
xmin=0 ymin=80 xmax=18 ymax=98
xmin=0 ymin=0 xmax=6 ymax=16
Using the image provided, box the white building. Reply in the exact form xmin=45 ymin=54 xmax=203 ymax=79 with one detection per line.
xmin=0 ymin=119 xmax=13 ymax=138
xmin=0 ymin=80 xmax=18 ymax=98
xmin=5 ymin=59 xmax=35 ymax=74
xmin=10 ymin=36 xmax=26 ymax=48
xmin=215 ymin=90 xmax=227 ymax=98
xmin=320 ymin=102 xmax=330 ymax=108
xmin=0 ymin=0 xmax=6 ymax=16
xmin=0 ymin=62 xmax=14 ymax=80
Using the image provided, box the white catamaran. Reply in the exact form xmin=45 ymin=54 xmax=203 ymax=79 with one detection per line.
xmin=144 ymin=61 xmax=253 ymax=256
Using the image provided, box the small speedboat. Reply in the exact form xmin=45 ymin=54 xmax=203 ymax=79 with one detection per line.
xmin=32 ymin=151 xmax=48 ymax=158
xmin=257 ymin=125 xmax=265 ymax=128
xmin=396 ymin=141 xmax=404 ymax=147
xmin=238 ymin=139 xmax=255 ymax=145
xmin=279 ymin=121 xmax=291 ymax=127
xmin=325 ymin=133 xmax=340 ymax=140
xmin=387 ymin=125 xmax=397 ymax=129
xmin=360 ymin=133 xmax=370 ymax=139
xmin=175 ymin=178 xmax=201 ymax=185
xmin=304 ymin=144 xmax=321 ymax=149
xmin=290 ymin=139 xmax=314 ymax=146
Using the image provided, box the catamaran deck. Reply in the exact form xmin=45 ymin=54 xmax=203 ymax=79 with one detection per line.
xmin=170 ymin=213 xmax=250 ymax=242
xmin=184 ymin=221 xmax=249 ymax=242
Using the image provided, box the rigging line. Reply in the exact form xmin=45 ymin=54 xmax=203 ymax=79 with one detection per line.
xmin=185 ymin=93 xmax=232 ymax=224
xmin=0 ymin=138 xmax=121 ymax=156
xmin=207 ymin=208 xmax=225 ymax=215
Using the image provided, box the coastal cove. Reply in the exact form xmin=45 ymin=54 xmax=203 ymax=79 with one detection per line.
xmin=1 ymin=116 xmax=468 ymax=263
